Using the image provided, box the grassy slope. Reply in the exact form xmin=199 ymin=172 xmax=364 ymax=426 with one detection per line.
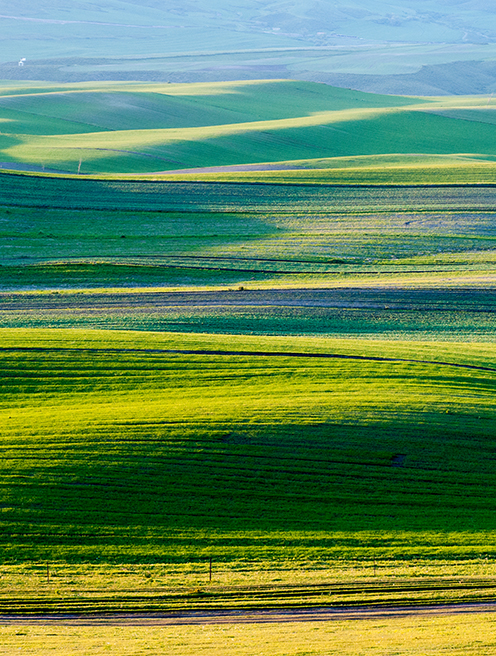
xmin=0 ymin=80 xmax=422 ymax=173
xmin=2 ymin=80 xmax=496 ymax=174
xmin=1 ymin=80 xmax=496 ymax=617
xmin=0 ymin=80 xmax=416 ymax=127
xmin=1 ymin=328 xmax=496 ymax=567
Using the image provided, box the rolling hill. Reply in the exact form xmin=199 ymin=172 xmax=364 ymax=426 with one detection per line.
xmin=1 ymin=80 xmax=496 ymax=174
xmin=1 ymin=70 xmax=496 ymax=624
xmin=1 ymin=164 xmax=496 ymax=579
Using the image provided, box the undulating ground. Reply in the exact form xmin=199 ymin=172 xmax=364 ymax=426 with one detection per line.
xmin=1 ymin=168 xmax=496 ymax=591
xmin=1 ymin=80 xmax=496 ymax=631
xmin=2 ymin=80 xmax=496 ymax=174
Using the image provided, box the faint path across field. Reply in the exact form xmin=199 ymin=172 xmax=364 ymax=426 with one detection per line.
xmin=157 ymin=163 xmax=309 ymax=174
xmin=2 ymin=603 xmax=496 ymax=626
xmin=0 ymin=161 xmax=303 ymax=175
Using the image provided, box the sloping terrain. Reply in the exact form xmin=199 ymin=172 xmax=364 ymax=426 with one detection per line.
xmin=1 ymin=328 xmax=496 ymax=565
xmin=1 ymin=72 xmax=496 ymax=619
xmin=2 ymin=80 xmax=496 ymax=174
xmin=1 ymin=168 xmax=496 ymax=574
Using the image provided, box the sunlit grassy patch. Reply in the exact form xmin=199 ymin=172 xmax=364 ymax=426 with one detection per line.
xmin=2 ymin=80 xmax=496 ymax=174
xmin=1 ymin=328 xmax=496 ymax=572
xmin=2 ymin=612 xmax=496 ymax=655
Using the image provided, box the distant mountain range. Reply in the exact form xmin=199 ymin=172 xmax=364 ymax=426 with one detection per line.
xmin=3 ymin=1 xmax=496 ymax=94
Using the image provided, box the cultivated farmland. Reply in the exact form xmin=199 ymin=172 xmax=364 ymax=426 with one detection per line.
xmin=1 ymin=80 xmax=496 ymax=622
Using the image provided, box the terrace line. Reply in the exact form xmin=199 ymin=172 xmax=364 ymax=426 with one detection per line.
xmin=1 ymin=347 xmax=495 ymax=374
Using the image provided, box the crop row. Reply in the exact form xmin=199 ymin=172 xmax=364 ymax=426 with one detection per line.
xmin=1 ymin=330 xmax=496 ymax=564
xmin=3 ymin=174 xmax=496 ymax=212
xmin=2 ymin=298 xmax=496 ymax=341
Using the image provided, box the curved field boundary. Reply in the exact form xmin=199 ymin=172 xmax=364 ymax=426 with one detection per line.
xmin=22 ymin=262 xmax=447 ymax=275
xmin=5 ymin=168 xmax=496 ymax=190
xmin=2 ymin=602 xmax=496 ymax=626
xmin=2 ymin=347 xmax=496 ymax=374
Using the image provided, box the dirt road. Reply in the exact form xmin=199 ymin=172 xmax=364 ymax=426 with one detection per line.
xmin=1 ymin=603 xmax=496 ymax=626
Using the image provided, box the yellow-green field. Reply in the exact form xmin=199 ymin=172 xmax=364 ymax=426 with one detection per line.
xmin=2 ymin=78 xmax=496 ymax=656
xmin=1 ymin=328 xmax=496 ymax=582
xmin=2 ymin=612 xmax=496 ymax=655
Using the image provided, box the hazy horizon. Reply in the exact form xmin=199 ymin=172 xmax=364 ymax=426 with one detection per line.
xmin=1 ymin=2 xmax=496 ymax=94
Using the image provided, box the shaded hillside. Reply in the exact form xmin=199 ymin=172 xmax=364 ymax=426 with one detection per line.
xmin=2 ymin=80 xmax=496 ymax=174
xmin=309 ymin=60 xmax=496 ymax=96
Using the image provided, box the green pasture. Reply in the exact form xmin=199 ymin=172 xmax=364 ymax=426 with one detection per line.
xmin=1 ymin=78 xmax=496 ymax=622
xmin=0 ymin=80 xmax=417 ymax=130
xmin=13 ymin=108 xmax=496 ymax=174
xmin=1 ymin=170 xmax=496 ymax=291
xmin=1 ymin=328 xmax=496 ymax=569
xmin=1 ymin=80 xmax=496 ymax=174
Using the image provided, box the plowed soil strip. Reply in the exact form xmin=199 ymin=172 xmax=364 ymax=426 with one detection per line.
xmin=2 ymin=603 xmax=496 ymax=626
xmin=2 ymin=347 xmax=496 ymax=374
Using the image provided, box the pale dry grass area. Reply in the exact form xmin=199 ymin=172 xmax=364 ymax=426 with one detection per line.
xmin=2 ymin=612 xmax=496 ymax=655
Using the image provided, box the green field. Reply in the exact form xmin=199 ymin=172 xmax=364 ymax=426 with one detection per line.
xmin=3 ymin=3 xmax=496 ymax=646
xmin=1 ymin=326 xmax=496 ymax=614
xmin=1 ymin=77 xmax=496 ymax=627
xmin=1 ymin=167 xmax=496 ymax=297
xmin=2 ymin=80 xmax=496 ymax=174
xmin=1 ymin=329 xmax=496 ymax=563
xmin=2 ymin=167 xmax=496 ymax=604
